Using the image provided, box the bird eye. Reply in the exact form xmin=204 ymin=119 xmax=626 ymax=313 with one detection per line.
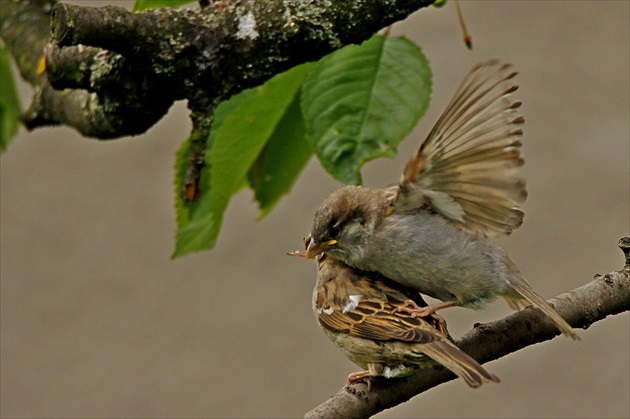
xmin=328 ymin=224 xmax=341 ymax=238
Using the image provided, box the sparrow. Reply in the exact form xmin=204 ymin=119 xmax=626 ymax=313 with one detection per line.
xmin=305 ymin=59 xmax=579 ymax=340
xmin=290 ymin=245 xmax=499 ymax=389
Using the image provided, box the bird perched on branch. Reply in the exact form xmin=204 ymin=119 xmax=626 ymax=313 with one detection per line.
xmin=305 ymin=59 xmax=579 ymax=340
xmin=290 ymin=244 xmax=499 ymax=389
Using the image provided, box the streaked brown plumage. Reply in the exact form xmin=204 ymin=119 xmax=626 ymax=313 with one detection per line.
xmin=294 ymin=247 xmax=500 ymax=389
xmin=305 ymin=59 xmax=579 ymax=340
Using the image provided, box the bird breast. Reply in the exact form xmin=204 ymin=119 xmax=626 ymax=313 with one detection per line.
xmin=358 ymin=211 xmax=513 ymax=307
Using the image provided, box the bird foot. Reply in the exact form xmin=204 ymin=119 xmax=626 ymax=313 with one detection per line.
xmin=347 ymin=371 xmax=372 ymax=392
xmin=392 ymin=299 xmax=433 ymax=317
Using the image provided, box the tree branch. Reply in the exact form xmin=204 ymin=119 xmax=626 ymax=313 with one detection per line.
xmin=1 ymin=0 xmax=432 ymax=198
xmin=305 ymin=238 xmax=630 ymax=418
xmin=1 ymin=0 xmax=433 ymax=138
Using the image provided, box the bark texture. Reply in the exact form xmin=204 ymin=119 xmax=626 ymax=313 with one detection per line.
xmin=1 ymin=0 xmax=433 ymax=138
xmin=0 ymin=0 xmax=432 ymax=198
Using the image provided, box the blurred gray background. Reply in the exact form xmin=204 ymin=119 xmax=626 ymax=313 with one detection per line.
xmin=1 ymin=1 xmax=628 ymax=418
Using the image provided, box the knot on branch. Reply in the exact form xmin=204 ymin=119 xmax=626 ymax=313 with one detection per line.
xmin=45 ymin=2 xmax=228 ymax=137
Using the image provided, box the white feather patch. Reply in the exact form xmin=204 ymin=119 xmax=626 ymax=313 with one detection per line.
xmin=342 ymin=295 xmax=361 ymax=314
xmin=383 ymin=365 xmax=411 ymax=378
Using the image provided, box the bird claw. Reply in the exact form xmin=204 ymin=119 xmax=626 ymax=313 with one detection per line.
xmin=347 ymin=371 xmax=372 ymax=392
xmin=392 ymin=299 xmax=433 ymax=317
xmin=396 ymin=300 xmax=460 ymax=319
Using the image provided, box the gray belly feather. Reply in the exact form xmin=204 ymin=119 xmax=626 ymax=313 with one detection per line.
xmin=357 ymin=212 xmax=513 ymax=308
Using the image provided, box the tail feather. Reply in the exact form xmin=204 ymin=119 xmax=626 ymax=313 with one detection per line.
xmin=509 ymin=279 xmax=580 ymax=341
xmin=419 ymin=340 xmax=500 ymax=388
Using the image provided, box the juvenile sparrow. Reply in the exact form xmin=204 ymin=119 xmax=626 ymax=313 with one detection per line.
xmin=305 ymin=59 xmax=579 ymax=340
xmin=291 ymin=246 xmax=499 ymax=389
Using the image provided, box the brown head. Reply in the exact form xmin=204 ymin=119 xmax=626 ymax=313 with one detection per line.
xmin=306 ymin=185 xmax=389 ymax=264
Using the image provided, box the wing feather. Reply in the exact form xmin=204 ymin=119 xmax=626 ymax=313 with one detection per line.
xmin=318 ymin=299 xmax=440 ymax=344
xmin=396 ymin=59 xmax=527 ymax=238
xmin=315 ymin=271 xmax=445 ymax=344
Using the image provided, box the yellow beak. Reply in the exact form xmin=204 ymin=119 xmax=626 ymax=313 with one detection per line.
xmin=305 ymin=239 xmax=337 ymax=259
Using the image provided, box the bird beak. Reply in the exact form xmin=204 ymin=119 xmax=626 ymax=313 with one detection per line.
xmin=287 ymin=250 xmax=307 ymax=258
xmin=305 ymin=239 xmax=337 ymax=259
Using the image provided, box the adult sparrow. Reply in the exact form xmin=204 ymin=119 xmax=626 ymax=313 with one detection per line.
xmin=291 ymin=246 xmax=499 ymax=389
xmin=305 ymin=59 xmax=579 ymax=340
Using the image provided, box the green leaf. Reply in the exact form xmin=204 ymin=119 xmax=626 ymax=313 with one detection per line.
xmin=132 ymin=0 xmax=196 ymax=12
xmin=173 ymin=88 xmax=257 ymax=257
xmin=249 ymin=95 xmax=312 ymax=219
xmin=302 ymin=35 xmax=432 ymax=184
xmin=174 ymin=88 xmax=258 ymax=227
xmin=0 ymin=47 xmax=22 ymax=153
xmin=173 ymin=63 xmax=312 ymax=257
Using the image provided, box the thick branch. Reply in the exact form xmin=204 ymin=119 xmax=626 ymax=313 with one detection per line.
xmin=1 ymin=0 xmax=432 ymax=197
xmin=1 ymin=0 xmax=433 ymax=138
xmin=306 ymin=239 xmax=630 ymax=418
xmin=49 ymin=0 xmax=433 ymax=100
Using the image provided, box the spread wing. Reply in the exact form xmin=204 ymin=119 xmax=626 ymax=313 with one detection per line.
xmin=316 ymin=277 xmax=445 ymax=344
xmin=395 ymin=59 xmax=527 ymax=238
